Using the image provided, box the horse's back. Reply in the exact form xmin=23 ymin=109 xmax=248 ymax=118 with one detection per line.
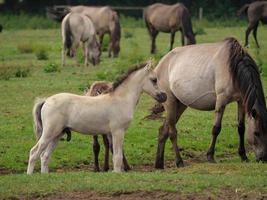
xmin=145 ymin=3 xmax=186 ymax=32
xmin=156 ymin=41 xmax=233 ymax=110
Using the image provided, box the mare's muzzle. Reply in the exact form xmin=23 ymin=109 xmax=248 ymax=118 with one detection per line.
xmin=156 ymin=92 xmax=167 ymax=103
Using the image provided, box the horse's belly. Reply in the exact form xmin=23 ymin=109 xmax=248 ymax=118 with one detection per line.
xmin=170 ymin=75 xmax=216 ymax=110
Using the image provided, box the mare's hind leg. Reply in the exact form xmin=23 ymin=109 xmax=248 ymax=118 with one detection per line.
xmin=237 ymin=101 xmax=248 ymax=161
xmin=169 ymin=31 xmax=176 ymax=51
xmin=253 ymin=22 xmax=260 ymax=48
xmin=108 ymin=33 xmax=113 ymax=57
xmin=207 ymin=95 xmax=227 ymax=163
xmin=180 ymin=29 xmax=185 ymax=46
xmin=245 ymin=21 xmax=258 ymax=47
xmin=93 ymin=135 xmax=100 ymax=172
xmin=40 ymin=138 xmax=60 ymax=173
xmin=155 ymin=97 xmax=187 ymax=169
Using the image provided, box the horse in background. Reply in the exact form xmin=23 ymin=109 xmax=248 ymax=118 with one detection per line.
xmin=237 ymin=1 xmax=267 ymax=48
xmin=84 ymin=81 xmax=130 ymax=172
xmin=70 ymin=6 xmax=121 ymax=58
xmin=154 ymin=37 xmax=267 ymax=169
xmin=61 ymin=13 xmax=101 ymax=67
xmin=144 ymin=3 xmax=196 ymax=54
xmin=27 ymin=60 xmax=167 ymax=174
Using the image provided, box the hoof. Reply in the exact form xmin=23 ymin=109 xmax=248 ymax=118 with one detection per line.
xmin=176 ymin=159 xmax=184 ymax=168
xmin=94 ymin=167 xmax=100 ymax=172
xmin=241 ymin=156 xmax=249 ymax=162
xmin=155 ymin=162 xmax=164 ymax=169
xmin=124 ymin=166 xmax=131 ymax=172
xmin=103 ymin=167 xmax=109 ymax=172
xmin=207 ymin=155 xmax=216 ymax=163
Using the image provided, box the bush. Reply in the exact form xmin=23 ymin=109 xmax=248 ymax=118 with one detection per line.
xmin=44 ymin=63 xmax=59 ymax=73
xmin=14 ymin=68 xmax=30 ymax=78
xmin=0 ymin=65 xmax=31 ymax=80
xmin=36 ymin=49 xmax=48 ymax=60
xmin=17 ymin=43 xmax=34 ymax=54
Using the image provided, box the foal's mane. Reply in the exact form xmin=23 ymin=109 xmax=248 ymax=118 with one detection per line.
xmin=108 ymin=63 xmax=147 ymax=92
xmin=226 ymin=37 xmax=267 ymax=123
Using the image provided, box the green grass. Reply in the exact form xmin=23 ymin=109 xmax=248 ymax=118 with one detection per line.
xmin=0 ymin=21 xmax=267 ymax=198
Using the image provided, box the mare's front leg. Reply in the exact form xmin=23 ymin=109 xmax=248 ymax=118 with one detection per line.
xmin=108 ymin=33 xmax=113 ymax=58
xmin=206 ymin=95 xmax=227 ymax=162
xmin=93 ymin=135 xmax=100 ymax=172
xmin=111 ymin=129 xmax=125 ymax=172
xmin=155 ymin=96 xmax=186 ymax=169
xmin=237 ymin=101 xmax=248 ymax=161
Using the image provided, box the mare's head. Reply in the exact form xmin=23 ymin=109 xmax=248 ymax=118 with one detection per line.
xmin=247 ymin=104 xmax=267 ymax=162
xmin=88 ymin=37 xmax=101 ymax=65
xmin=141 ymin=61 xmax=167 ymax=103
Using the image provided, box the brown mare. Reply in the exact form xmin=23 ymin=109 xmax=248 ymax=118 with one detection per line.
xmin=154 ymin=37 xmax=267 ymax=169
xmin=237 ymin=1 xmax=267 ymax=48
xmin=84 ymin=81 xmax=130 ymax=172
xmin=70 ymin=6 xmax=121 ymax=57
xmin=144 ymin=3 xmax=196 ymax=54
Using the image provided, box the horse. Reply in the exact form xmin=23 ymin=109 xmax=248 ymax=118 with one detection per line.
xmin=0 ymin=24 xmax=2 ymax=33
xmin=84 ymin=81 xmax=130 ymax=172
xmin=70 ymin=6 xmax=121 ymax=58
xmin=144 ymin=3 xmax=196 ymax=54
xmin=61 ymin=12 xmax=101 ymax=67
xmin=237 ymin=1 xmax=267 ymax=48
xmin=27 ymin=60 xmax=167 ymax=174
xmin=153 ymin=37 xmax=267 ymax=169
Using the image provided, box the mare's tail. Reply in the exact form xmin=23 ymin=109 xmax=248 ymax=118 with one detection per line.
xmin=63 ymin=15 xmax=73 ymax=57
xmin=32 ymin=98 xmax=46 ymax=140
xmin=237 ymin=4 xmax=249 ymax=16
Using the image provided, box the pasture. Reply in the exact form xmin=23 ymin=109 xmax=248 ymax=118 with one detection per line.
xmin=0 ymin=16 xmax=267 ymax=199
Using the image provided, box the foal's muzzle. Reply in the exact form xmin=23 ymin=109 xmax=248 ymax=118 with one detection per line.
xmin=156 ymin=92 xmax=167 ymax=103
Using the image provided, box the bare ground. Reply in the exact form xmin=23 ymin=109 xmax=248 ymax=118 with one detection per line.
xmin=24 ymin=190 xmax=267 ymax=200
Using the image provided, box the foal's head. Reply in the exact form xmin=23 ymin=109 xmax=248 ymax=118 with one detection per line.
xmin=142 ymin=62 xmax=167 ymax=103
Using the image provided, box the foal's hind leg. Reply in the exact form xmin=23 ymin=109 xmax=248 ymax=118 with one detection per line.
xmin=27 ymin=137 xmax=50 ymax=174
xmin=93 ymin=135 xmax=101 ymax=172
xmin=155 ymin=97 xmax=187 ymax=169
xmin=237 ymin=101 xmax=248 ymax=161
xmin=207 ymin=95 xmax=227 ymax=163
xmin=40 ymin=138 xmax=59 ymax=173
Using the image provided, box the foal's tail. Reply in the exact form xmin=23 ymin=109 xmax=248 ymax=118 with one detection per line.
xmin=32 ymin=98 xmax=46 ymax=140
xmin=237 ymin=4 xmax=249 ymax=16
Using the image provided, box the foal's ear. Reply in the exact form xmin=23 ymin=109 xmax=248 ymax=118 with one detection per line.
xmin=145 ymin=58 xmax=154 ymax=72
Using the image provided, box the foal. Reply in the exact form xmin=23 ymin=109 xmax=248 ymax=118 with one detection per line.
xmin=84 ymin=81 xmax=130 ymax=172
xmin=27 ymin=60 xmax=167 ymax=174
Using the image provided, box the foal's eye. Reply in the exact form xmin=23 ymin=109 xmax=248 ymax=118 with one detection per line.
xmin=151 ymin=78 xmax=157 ymax=84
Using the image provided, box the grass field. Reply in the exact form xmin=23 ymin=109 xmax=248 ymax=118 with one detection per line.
xmin=0 ymin=19 xmax=267 ymax=199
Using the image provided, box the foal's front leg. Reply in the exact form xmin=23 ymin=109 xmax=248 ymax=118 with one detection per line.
xmin=111 ymin=129 xmax=124 ymax=172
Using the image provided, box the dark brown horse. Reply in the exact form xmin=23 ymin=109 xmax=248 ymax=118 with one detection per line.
xmin=144 ymin=3 xmax=196 ymax=54
xmin=237 ymin=1 xmax=267 ymax=48
xmin=154 ymin=37 xmax=267 ymax=169
xmin=84 ymin=81 xmax=130 ymax=172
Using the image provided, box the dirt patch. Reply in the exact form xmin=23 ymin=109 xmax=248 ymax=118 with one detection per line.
xmin=29 ymin=190 xmax=267 ymax=200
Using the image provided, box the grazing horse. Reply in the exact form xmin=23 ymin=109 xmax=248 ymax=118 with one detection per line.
xmin=70 ymin=6 xmax=121 ymax=58
xmin=84 ymin=81 xmax=130 ymax=172
xmin=237 ymin=1 xmax=267 ymax=48
xmin=27 ymin=60 xmax=167 ymax=174
xmin=61 ymin=13 xmax=101 ymax=67
xmin=144 ymin=3 xmax=196 ymax=54
xmin=154 ymin=37 xmax=267 ymax=169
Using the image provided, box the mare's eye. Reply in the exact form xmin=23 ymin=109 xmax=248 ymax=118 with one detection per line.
xmin=254 ymin=132 xmax=260 ymax=137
